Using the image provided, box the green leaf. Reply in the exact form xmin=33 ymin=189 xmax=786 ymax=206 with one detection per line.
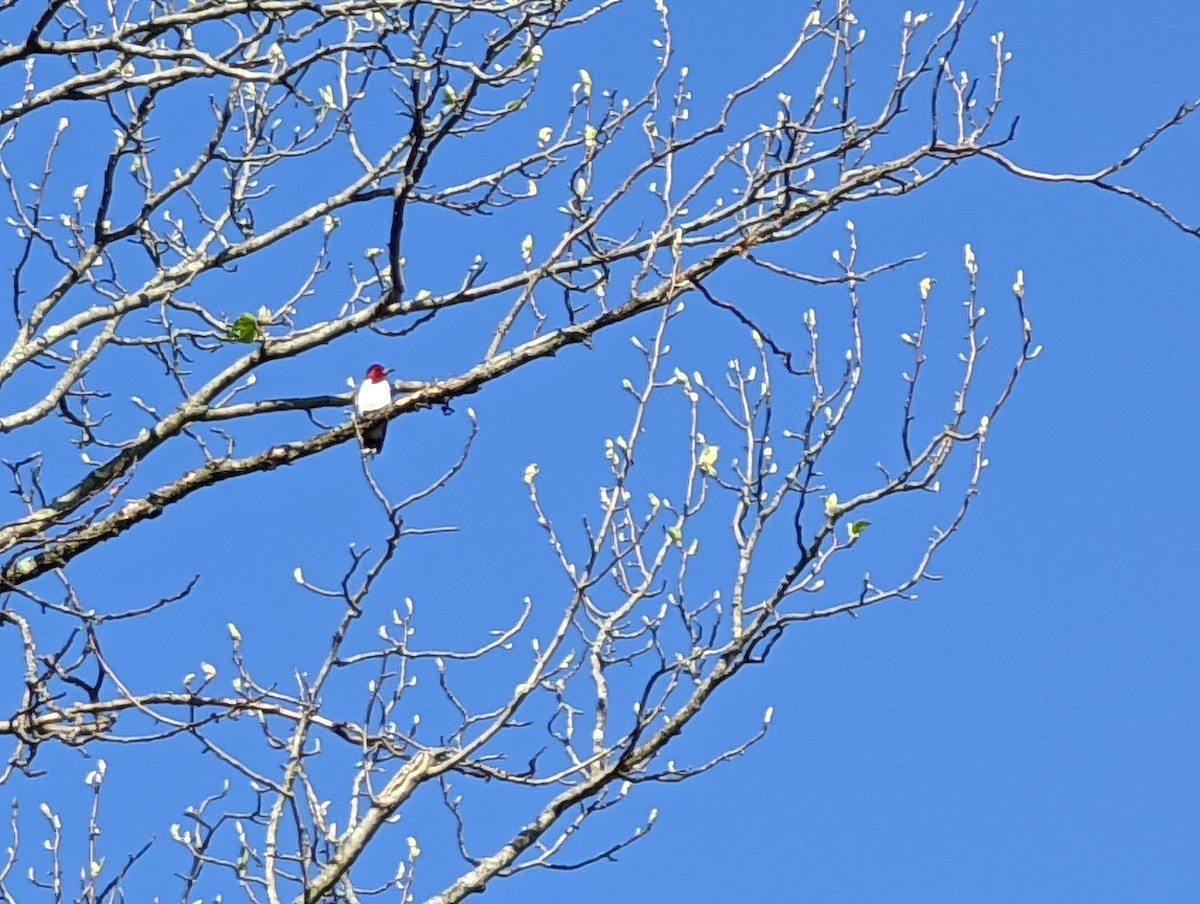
xmin=698 ymin=445 xmax=719 ymax=476
xmin=225 ymin=313 xmax=260 ymax=343
xmin=847 ymin=519 xmax=871 ymax=540
xmin=665 ymin=525 xmax=683 ymax=547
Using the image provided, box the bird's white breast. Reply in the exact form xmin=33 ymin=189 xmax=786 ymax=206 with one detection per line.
xmin=355 ymin=380 xmax=392 ymax=413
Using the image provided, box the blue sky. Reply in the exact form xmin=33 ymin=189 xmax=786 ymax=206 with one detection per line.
xmin=3 ymin=1 xmax=1199 ymax=901
xmin=601 ymin=3 xmax=1200 ymax=901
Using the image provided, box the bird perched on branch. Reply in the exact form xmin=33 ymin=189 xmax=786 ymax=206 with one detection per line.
xmin=354 ymin=363 xmax=392 ymax=454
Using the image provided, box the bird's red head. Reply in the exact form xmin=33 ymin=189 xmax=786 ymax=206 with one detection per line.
xmin=365 ymin=363 xmax=388 ymax=383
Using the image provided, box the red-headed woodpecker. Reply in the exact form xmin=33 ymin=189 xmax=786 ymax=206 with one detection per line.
xmin=354 ymin=363 xmax=392 ymax=454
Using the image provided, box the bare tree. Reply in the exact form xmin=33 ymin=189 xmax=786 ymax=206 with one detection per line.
xmin=0 ymin=1 xmax=1194 ymax=901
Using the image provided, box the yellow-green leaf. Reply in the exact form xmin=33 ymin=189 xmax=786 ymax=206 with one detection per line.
xmin=225 ymin=314 xmax=260 ymax=343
